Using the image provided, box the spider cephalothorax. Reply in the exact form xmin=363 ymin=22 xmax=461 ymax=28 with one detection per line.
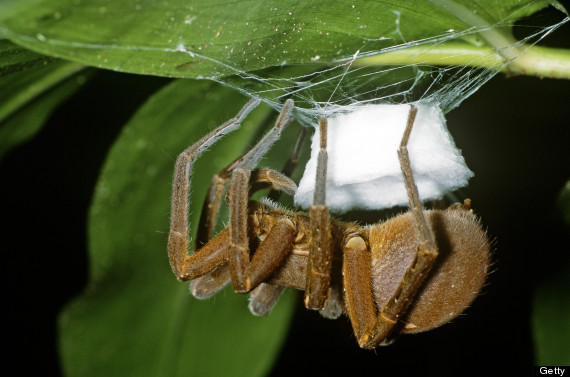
xmin=168 ymin=99 xmax=490 ymax=349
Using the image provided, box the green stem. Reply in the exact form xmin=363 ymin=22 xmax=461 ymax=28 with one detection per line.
xmin=353 ymin=42 xmax=570 ymax=80
xmin=507 ymin=45 xmax=570 ymax=79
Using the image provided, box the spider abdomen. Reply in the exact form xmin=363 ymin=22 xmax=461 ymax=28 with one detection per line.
xmin=369 ymin=207 xmax=490 ymax=333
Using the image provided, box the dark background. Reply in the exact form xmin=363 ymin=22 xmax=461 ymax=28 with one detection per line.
xmin=2 ymin=8 xmax=569 ymax=377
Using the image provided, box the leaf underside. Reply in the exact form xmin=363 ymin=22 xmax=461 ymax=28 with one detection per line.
xmin=0 ymin=0 xmax=553 ymax=79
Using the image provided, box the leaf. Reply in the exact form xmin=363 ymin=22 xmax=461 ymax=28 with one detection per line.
xmin=557 ymin=179 xmax=570 ymax=228
xmin=532 ymin=265 xmax=570 ymax=365
xmin=58 ymin=79 xmax=297 ymax=377
xmin=0 ymin=37 xmax=55 ymax=75
xmin=0 ymin=0 xmax=555 ymax=79
xmin=532 ymin=180 xmax=570 ymax=365
xmin=0 ymin=39 xmax=87 ymax=160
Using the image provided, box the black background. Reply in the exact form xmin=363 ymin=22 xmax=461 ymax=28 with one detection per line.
xmin=2 ymin=7 xmax=569 ymax=377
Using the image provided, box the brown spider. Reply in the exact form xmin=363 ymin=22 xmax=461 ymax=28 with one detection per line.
xmin=168 ymin=98 xmax=490 ymax=349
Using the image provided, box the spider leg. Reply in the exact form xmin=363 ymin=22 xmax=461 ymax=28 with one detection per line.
xmin=398 ymin=106 xmax=437 ymax=250
xmin=194 ymin=130 xmax=299 ymax=247
xmin=247 ymin=217 xmax=297 ymax=289
xmin=189 ymin=263 xmax=231 ymax=299
xmin=267 ymin=126 xmax=308 ymax=201
xmin=304 ymin=117 xmax=334 ymax=310
xmin=227 ymin=166 xmax=297 ymax=293
xmin=227 ymin=100 xmax=296 ymax=293
xmin=168 ymin=98 xmax=260 ymax=279
xmin=342 ymin=235 xmax=376 ymax=343
xmin=192 ymin=167 xmax=298 ymax=299
xmin=318 ymin=261 xmax=344 ymax=319
xmin=342 ymin=105 xmax=440 ymax=349
xmin=365 ymin=105 xmax=438 ymax=345
xmin=195 ymin=163 xmax=234 ymax=248
xmin=189 ymin=100 xmax=296 ymax=298
xmin=248 ymin=127 xmax=309 ymax=315
xmin=173 ymin=229 xmax=231 ymax=281
xmin=191 ymin=159 xmax=292 ymax=298
xmin=189 ymin=163 xmax=234 ymax=298
xmin=228 ymin=168 xmax=298 ymax=292
xmin=190 ymin=167 xmax=297 ymax=299
xmin=248 ymin=283 xmax=288 ymax=316
xmin=249 ymin=168 xmax=297 ymax=197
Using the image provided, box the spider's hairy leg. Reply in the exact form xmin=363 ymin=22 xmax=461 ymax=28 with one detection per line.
xmin=228 ymin=167 xmax=252 ymax=292
xmin=227 ymin=171 xmax=297 ymax=293
xmin=249 ymin=168 xmax=297 ymax=196
xmin=195 ymin=163 xmax=234 ymax=248
xmin=248 ymin=127 xmax=309 ymax=316
xmin=227 ymin=100 xmax=298 ymax=293
xmin=190 ymin=168 xmax=297 ymax=299
xmin=267 ymin=126 xmax=308 ymax=201
xmin=305 ymin=116 xmax=334 ymax=310
xmin=342 ymin=235 xmax=376 ymax=342
xmin=192 ymin=167 xmax=298 ymax=298
xmin=228 ymin=167 xmax=298 ymax=289
xmin=173 ymin=229 xmax=231 ymax=281
xmin=189 ymin=155 xmax=235 ymax=298
xmin=249 ymin=283 xmax=288 ymax=316
xmin=398 ymin=106 xmax=436 ymax=250
xmin=235 ymin=99 xmax=294 ymax=170
xmin=190 ymin=161 xmax=243 ymax=299
xmin=186 ymin=99 xmax=295 ymax=297
xmin=168 ymin=98 xmax=260 ymax=279
xmin=191 ymin=109 xmax=298 ymax=297
xmin=190 ymin=263 xmax=231 ymax=299
xmin=195 ymin=111 xmax=299 ymax=248
xmin=384 ymin=105 xmax=439 ymax=325
xmin=363 ymin=105 xmax=438 ymax=347
xmin=343 ymin=105 xmax=440 ymax=349
xmin=318 ymin=259 xmax=344 ymax=319
xmin=369 ymin=105 xmax=439 ymax=347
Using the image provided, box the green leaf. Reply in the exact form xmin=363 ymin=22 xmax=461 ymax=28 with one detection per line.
xmin=0 ymin=0 xmax=555 ymax=79
xmin=532 ymin=265 xmax=570 ymax=365
xmin=59 ymin=79 xmax=297 ymax=377
xmin=0 ymin=37 xmax=55 ymax=75
xmin=532 ymin=180 xmax=570 ymax=365
xmin=0 ymin=39 xmax=87 ymax=160
xmin=557 ymin=179 xmax=570 ymax=228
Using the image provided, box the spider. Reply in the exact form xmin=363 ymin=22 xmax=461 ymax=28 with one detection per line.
xmin=168 ymin=98 xmax=490 ymax=349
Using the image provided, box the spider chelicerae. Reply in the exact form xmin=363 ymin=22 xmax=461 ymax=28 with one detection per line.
xmin=168 ymin=98 xmax=490 ymax=349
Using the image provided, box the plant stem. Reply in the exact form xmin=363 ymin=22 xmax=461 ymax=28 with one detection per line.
xmin=507 ymin=45 xmax=570 ymax=79
xmin=353 ymin=42 xmax=570 ymax=80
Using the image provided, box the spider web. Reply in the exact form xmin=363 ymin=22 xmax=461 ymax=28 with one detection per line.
xmin=201 ymin=9 xmax=567 ymax=125
xmin=182 ymin=5 xmax=568 ymax=210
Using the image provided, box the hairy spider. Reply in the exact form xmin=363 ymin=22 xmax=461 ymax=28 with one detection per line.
xmin=168 ymin=99 xmax=490 ymax=349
